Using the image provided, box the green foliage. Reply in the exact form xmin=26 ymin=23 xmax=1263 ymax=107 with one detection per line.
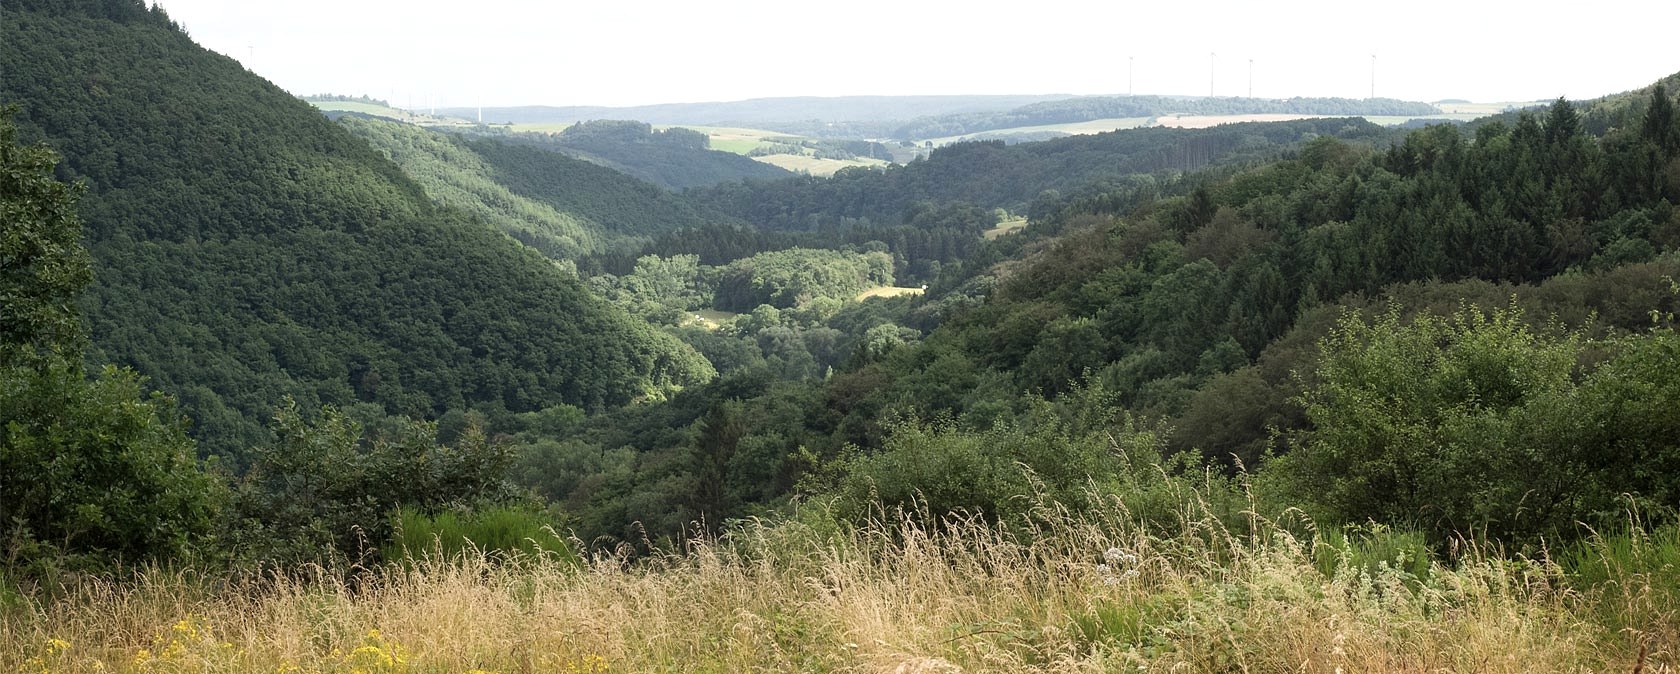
xmin=1 ymin=358 xmax=223 ymax=571
xmin=468 ymin=120 xmax=789 ymax=190
xmin=1278 ymin=303 xmax=1680 ymax=541
xmin=692 ymin=118 xmax=1394 ymax=231
xmin=0 ymin=110 xmax=91 ymax=363
xmin=229 ymin=401 xmax=519 ymax=566
xmin=337 ymin=116 xmax=602 ymax=258
xmin=383 ymin=505 xmax=575 ymax=563
xmin=1310 ymin=523 xmax=1435 ymax=583
xmin=713 ymin=248 xmax=894 ymax=311
xmin=1 ymin=5 xmax=713 ymax=458
xmin=829 ymin=384 xmax=1205 ymax=529
xmin=0 ymin=113 xmax=220 ymax=572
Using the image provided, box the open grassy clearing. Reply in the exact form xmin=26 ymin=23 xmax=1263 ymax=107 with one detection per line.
xmin=751 ymin=153 xmax=889 ymax=176
xmin=855 ymin=286 xmax=925 ymax=301
xmin=983 ymin=217 xmax=1028 ymax=240
xmin=681 ymin=308 xmax=740 ymax=331
xmin=664 ymin=125 xmax=797 ymax=155
xmin=4 ymin=500 xmax=1673 ymax=673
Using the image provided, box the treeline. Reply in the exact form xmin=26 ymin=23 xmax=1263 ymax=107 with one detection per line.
xmin=302 ymin=93 xmax=392 ymax=107
xmin=891 ymin=94 xmax=1442 ymax=139
xmin=469 ymin=120 xmax=790 ymax=190
xmin=585 ymin=203 xmax=995 ymax=284
xmin=691 ymin=117 xmax=1397 ymax=230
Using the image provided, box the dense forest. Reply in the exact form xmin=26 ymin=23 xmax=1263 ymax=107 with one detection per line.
xmin=0 ymin=0 xmax=713 ymax=461
xmin=338 ymin=117 xmax=725 ymax=259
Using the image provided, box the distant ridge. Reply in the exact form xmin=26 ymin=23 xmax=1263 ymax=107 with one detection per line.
xmin=440 ymin=94 xmax=1081 ymax=127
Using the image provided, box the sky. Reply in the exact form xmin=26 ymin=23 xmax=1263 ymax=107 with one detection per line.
xmin=150 ymin=0 xmax=1680 ymax=110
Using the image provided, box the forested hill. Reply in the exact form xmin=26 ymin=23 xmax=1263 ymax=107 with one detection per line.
xmin=336 ymin=117 xmax=729 ymax=259
xmin=468 ymin=121 xmax=791 ymax=190
xmin=691 ymin=117 xmax=1396 ymax=230
xmin=0 ymin=0 xmax=715 ymax=458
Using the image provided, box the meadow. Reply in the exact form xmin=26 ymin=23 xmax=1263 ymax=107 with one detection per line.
xmin=4 ymin=493 xmax=1675 ymax=673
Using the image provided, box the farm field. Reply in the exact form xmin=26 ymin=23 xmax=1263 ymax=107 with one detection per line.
xmin=751 ymin=153 xmax=889 ymax=176
xmin=668 ymin=125 xmax=794 ymax=155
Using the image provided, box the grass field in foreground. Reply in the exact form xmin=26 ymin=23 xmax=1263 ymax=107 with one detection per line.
xmin=3 ymin=498 xmax=1674 ymax=673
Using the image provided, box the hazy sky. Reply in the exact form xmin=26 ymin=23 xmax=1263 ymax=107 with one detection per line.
xmin=151 ymin=0 xmax=1679 ymax=109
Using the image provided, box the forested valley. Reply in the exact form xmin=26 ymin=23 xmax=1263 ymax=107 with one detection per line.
xmin=7 ymin=0 xmax=1680 ymax=670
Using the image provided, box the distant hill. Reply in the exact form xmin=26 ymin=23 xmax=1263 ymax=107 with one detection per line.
xmin=469 ymin=120 xmax=792 ymax=190
xmin=891 ymin=95 xmax=1443 ymax=140
xmin=337 ymin=117 xmax=727 ymax=258
xmin=692 ymin=117 xmax=1398 ymax=230
xmin=441 ymin=94 xmax=1079 ymax=131
xmin=0 ymin=0 xmax=714 ymax=458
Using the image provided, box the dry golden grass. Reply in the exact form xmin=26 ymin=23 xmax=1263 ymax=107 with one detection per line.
xmin=2 ymin=498 xmax=1674 ymax=673
xmin=855 ymin=287 xmax=926 ymax=301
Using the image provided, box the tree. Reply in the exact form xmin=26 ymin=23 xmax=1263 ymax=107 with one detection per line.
xmin=1643 ymin=84 xmax=1678 ymax=153
xmin=0 ymin=109 xmax=92 ymax=365
xmin=1273 ymin=303 xmax=1680 ymax=542
xmin=1 ymin=113 xmax=221 ymax=571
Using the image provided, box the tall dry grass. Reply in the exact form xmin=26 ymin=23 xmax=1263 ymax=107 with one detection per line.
xmin=2 ymin=495 xmax=1674 ymax=673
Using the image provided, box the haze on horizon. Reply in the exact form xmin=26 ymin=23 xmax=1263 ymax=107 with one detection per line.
xmin=151 ymin=0 xmax=1679 ymax=111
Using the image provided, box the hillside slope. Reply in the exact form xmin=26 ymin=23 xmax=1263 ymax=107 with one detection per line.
xmin=0 ymin=0 xmax=714 ymax=457
xmin=337 ymin=118 xmax=726 ymax=259
xmin=476 ymin=120 xmax=791 ymax=190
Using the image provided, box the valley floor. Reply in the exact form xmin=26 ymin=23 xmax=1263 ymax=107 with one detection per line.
xmin=4 ymin=501 xmax=1673 ymax=673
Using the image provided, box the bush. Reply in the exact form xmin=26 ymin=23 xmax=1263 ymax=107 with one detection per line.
xmin=384 ymin=505 xmax=575 ymax=564
xmin=1276 ymin=303 xmax=1680 ymax=542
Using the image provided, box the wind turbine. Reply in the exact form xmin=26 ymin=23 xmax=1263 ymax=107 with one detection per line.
xmin=1210 ymin=52 xmax=1216 ymax=98
xmin=1370 ymin=54 xmax=1377 ymax=99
